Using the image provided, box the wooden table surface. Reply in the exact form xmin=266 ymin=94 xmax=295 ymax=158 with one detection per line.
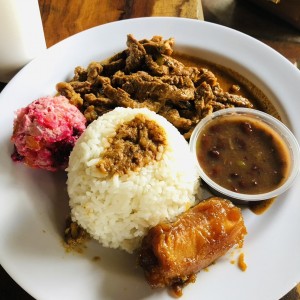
xmin=1 ymin=0 xmax=300 ymax=299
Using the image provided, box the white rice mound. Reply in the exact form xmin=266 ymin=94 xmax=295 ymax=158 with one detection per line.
xmin=67 ymin=107 xmax=200 ymax=253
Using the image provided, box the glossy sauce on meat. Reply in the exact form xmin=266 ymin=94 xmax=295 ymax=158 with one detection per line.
xmin=196 ymin=114 xmax=290 ymax=194
xmin=138 ymin=197 xmax=247 ymax=293
xmin=174 ymin=53 xmax=280 ymax=120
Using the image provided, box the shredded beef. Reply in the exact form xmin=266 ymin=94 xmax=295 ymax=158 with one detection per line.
xmin=56 ymin=34 xmax=255 ymax=139
xmin=97 ymin=114 xmax=167 ymax=176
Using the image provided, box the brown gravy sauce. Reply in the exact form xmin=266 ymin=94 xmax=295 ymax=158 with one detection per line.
xmin=248 ymin=198 xmax=276 ymax=215
xmin=196 ymin=115 xmax=290 ymax=194
xmin=174 ymin=52 xmax=280 ymax=215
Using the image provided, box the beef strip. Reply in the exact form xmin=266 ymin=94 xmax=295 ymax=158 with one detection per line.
xmin=84 ymin=93 xmax=115 ymax=106
xmin=144 ymin=55 xmax=170 ymax=76
xmin=86 ymin=62 xmax=103 ymax=84
xmin=102 ymin=82 xmax=163 ymax=112
xmin=195 ymin=68 xmax=220 ymax=89
xmin=112 ymin=71 xmax=195 ymax=102
xmin=102 ymin=58 xmax=126 ymax=77
xmin=69 ymin=81 xmax=92 ymax=94
xmin=215 ymin=91 xmax=254 ymax=108
xmin=125 ymin=34 xmax=147 ymax=72
xmin=159 ymin=105 xmax=193 ymax=131
xmin=194 ymin=79 xmax=253 ymax=118
xmin=72 ymin=66 xmax=88 ymax=82
xmin=56 ymin=82 xmax=83 ymax=108
xmin=140 ymin=35 xmax=175 ymax=56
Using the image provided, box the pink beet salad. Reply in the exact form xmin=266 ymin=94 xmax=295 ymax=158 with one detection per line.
xmin=11 ymin=96 xmax=86 ymax=171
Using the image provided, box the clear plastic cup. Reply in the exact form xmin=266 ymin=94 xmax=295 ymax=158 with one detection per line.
xmin=189 ymin=107 xmax=300 ymax=201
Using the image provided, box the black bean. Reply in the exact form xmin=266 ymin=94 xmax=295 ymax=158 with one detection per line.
xmin=251 ymin=179 xmax=258 ymax=186
xmin=208 ymin=149 xmax=220 ymax=159
xmin=230 ymin=172 xmax=239 ymax=178
xmin=240 ymin=121 xmax=253 ymax=134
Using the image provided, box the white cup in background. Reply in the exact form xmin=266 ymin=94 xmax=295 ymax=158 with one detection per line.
xmin=0 ymin=0 xmax=46 ymax=83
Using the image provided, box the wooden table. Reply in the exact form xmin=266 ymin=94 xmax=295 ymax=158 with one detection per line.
xmin=1 ymin=0 xmax=300 ymax=299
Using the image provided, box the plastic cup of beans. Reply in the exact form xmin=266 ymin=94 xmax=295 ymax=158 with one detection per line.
xmin=189 ymin=107 xmax=300 ymax=201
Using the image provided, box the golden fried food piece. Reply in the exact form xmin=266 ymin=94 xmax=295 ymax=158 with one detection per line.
xmin=138 ymin=197 xmax=247 ymax=293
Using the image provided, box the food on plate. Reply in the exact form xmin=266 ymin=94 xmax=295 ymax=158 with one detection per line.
xmin=11 ymin=96 xmax=86 ymax=171
xmin=238 ymin=253 xmax=247 ymax=272
xmin=67 ymin=107 xmax=200 ymax=253
xmin=56 ymin=34 xmax=256 ymax=140
xmin=137 ymin=197 xmax=247 ymax=296
xmin=195 ymin=113 xmax=291 ymax=194
xmin=11 ymin=33 xmax=279 ymax=297
xmin=64 ymin=216 xmax=90 ymax=253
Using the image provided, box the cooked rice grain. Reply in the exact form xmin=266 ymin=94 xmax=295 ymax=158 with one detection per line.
xmin=67 ymin=107 xmax=200 ymax=253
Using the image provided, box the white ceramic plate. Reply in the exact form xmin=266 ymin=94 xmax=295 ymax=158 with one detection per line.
xmin=0 ymin=17 xmax=300 ymax=300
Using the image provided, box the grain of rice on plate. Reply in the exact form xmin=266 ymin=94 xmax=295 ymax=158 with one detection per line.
xmin=67 ymin=107 xmax=200 ymax=253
